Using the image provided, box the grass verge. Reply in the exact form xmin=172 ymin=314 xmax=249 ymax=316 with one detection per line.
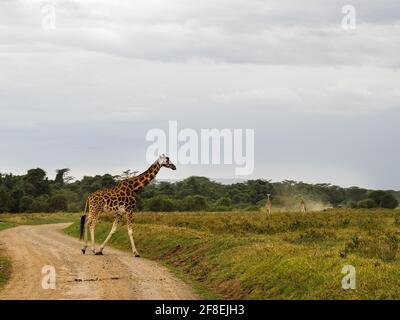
xmin=64 ymin=209 xmax=400 ymax=299
xmin=0 ymin=254 xmax=11 ymax=290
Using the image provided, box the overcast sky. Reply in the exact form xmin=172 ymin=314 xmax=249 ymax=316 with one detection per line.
xmin=0 ymin=0 xmax=399 ymax=189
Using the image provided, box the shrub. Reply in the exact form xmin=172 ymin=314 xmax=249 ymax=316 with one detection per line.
xmin=357 ymin=199 xmax=377 ymax=209
xmin=31 ymin=195 xmax=50 ymax=212
xmin=49 ymin=194 xmax=68 ymax=212
xmin=181 ymin=195 xmax=208 ymax=211
xmin=349 ymin=201 xmax=358 ymax=209
xmin=67 ymin=202 xmax=82 ymax=213
xmin=19 ymin=196 xmax=34 ymax=212
xmin=367 ymin=190 xmax=398 ymax=209
xmin=341 ymin=233 xmax=399 ymax=262
xmin=368 ymin=190 xmax=388 ymax=205
xmin=381 ymin=194 xmax=399 ymax=209
xmin=145 ymin=196 xmax=176 ymax=212
xmin=0 ymin=187 xmax=11 ymax=213
xmin=216 ymin=197 xmax=232 ymax=207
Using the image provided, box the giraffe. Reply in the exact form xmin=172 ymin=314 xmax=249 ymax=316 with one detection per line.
xmin=300 ymin=199 xmax=307 ymax=213
xmin=80 ymin=154 xmax=176 ymax=257
xmin=265 ymin=194 xmax=272 ymax=215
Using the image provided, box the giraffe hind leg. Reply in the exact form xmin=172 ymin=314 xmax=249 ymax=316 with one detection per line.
xmin=95 ymin=214 xmax=121 ymax=255
xmin=82 ymin=215 xmax=91 ymax=254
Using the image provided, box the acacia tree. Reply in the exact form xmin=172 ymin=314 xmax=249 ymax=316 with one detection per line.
xmin=55 ymin=168 xmax=74 ymax=185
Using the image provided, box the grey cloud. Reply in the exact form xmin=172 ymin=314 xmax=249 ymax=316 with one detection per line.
xmin=1 ymin=1 xmax=399 ymax=66
xmin=0 ymin=0 xmax=399 ymax=189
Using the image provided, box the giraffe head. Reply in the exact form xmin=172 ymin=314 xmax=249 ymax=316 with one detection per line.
xmin=157 ymin=154 xmax=176 ymax=170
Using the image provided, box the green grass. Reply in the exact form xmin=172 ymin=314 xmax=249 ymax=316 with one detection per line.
xmin=0 ymin=221 xmax=16 ymax=232
xmin=0 ymin=212 xmax=79 ymax=227
xmin=63 ymin=208 xmax=400 ymax=299
xmin=2 ymin=210 xmax=400 ymax=299
xmin=0 ymin=255 xmax=11 ymax=290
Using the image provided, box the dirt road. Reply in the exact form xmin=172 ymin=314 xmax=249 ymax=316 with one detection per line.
xmin=0 ymin=223 xmax=198 ymax=300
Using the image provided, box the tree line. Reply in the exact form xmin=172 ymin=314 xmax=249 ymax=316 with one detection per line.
xmin=0 ymin=168 xmax=398 ymax=213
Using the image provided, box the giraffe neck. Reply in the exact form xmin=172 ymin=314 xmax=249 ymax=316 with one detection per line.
xmin=127 ymin=161 xmax=161 ymax=192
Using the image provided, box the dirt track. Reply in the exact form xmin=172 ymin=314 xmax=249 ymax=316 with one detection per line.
xmin=0 ymin=223 xmax=198 ymax=300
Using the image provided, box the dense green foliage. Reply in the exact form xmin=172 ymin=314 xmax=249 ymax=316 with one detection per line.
xmin=0 ymin=169 xmax=398 ymax=213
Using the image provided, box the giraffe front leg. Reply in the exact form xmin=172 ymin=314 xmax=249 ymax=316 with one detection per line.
xmin=126 ymin=211 xmax=140 ymax=257
xmin=95 ymin=216 xmax=120 ymax=255
xmin=128 ymin=226 xmax=140 ymax=257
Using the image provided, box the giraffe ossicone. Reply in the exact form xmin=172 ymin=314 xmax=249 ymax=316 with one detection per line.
xmin=80 ymin=155 xmax=177 ymax=257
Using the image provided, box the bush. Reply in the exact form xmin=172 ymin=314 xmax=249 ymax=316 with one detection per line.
xmin=367 ymin=190 xmax=398 ymax=209
xmin=31 ymin=195 xmax=50 ymax=212
xmin=181 ymin=195 xmax=208 ymax=211
xmin=341 ymin=233 xmax=399 ymax=262
xmin=368 ymin=191 xmax=387 ymax=205
xmin=67 ymin=202 xmax=82 ymax=213
xmin=19 ymin=196 xmax=34 ymax=212
xmin=357 ymin=199 xmax=377 ymax=209
xmin=145 ymin=196 xmax=176 ymax=212
xmin=349 ymin=201 xmax=358 ymax=209
xmin=381 ymin=194 xmax=399 ymax=209
xmin=0 ymin=187 xmax=11 ymax=213
xmin=216 ymin=197 xmax=232 ymax=207
xmin=49 ymin=195 xmax=68 ymax=211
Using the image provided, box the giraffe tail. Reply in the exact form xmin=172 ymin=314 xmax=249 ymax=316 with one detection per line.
xmin=79 ymin=200 xmax=88 ymax=240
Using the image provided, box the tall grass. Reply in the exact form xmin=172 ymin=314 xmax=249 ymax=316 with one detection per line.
xmin=0 ymin=254 xmax=11 ymax=290
xmin=65 ymin=208 xmax=400 ymax=299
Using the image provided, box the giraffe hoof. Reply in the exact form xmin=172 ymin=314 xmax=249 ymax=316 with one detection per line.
xmin=134 ymin=252 xmax=140 ymax=258
xmin=81 ymin=249 xmax=86 ymax=254
xmin=95 ymin=251 xmax=103 ymax=256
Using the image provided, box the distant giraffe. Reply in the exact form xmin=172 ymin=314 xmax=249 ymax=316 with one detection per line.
xmin=265 ymin=194 xmax=272 ymax=215
xmin=300 ymin=199 xmax=307 ymax=213
xmin=80 ymin=154 xmax=176 ymax=257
